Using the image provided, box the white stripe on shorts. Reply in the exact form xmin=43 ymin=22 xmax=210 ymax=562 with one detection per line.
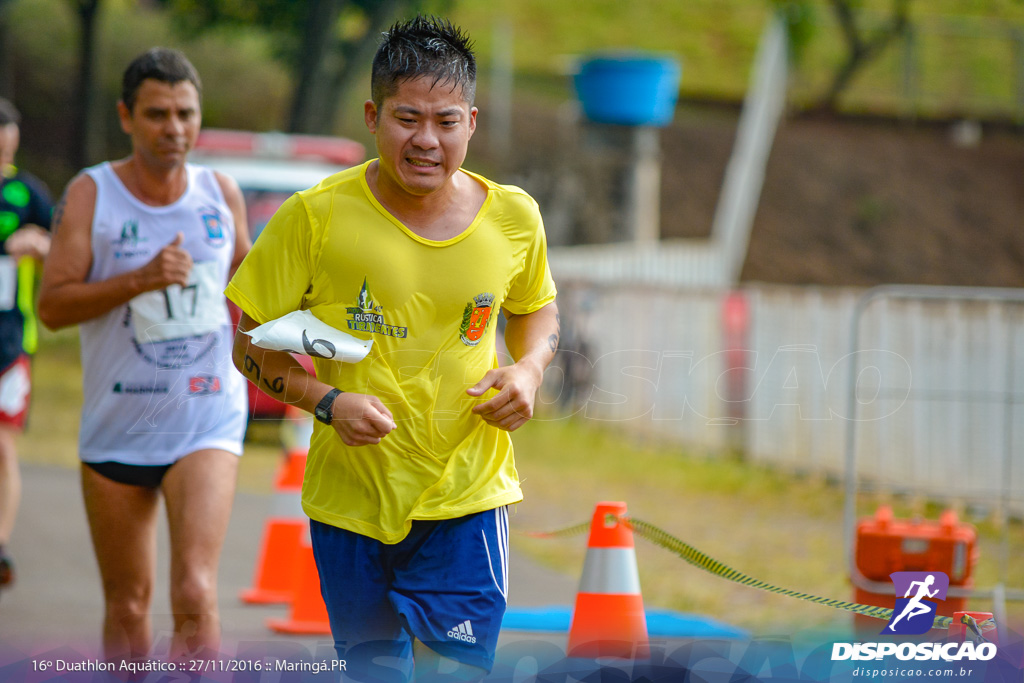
xmin=483 ymin=506 xmax=509 ymax=600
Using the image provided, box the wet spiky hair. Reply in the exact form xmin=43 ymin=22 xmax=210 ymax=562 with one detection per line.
xmin=371 ymin=15 xmax=476 ymax=107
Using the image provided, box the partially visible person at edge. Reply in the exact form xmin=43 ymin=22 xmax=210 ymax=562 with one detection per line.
xmin=0 ymin=97 xmax=53 ymax=599
xmin=226 ymin=15 xmax=559 ymax=683
xmin=37 ymin=48 xmax=249 ymax=661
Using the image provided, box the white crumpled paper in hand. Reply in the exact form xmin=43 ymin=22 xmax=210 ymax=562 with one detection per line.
xmin=245 ymin=310 xmax=372 ymax=362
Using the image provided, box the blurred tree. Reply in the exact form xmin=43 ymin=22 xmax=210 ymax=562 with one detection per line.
xmin=769 ymin=0 xmax=816 ymax=64
xmin=821 ymin=0 xmax=911 ymax=109
xmin=71 ymin=0 xmax=101 ymax=168
xmin=770 ymin=0 xmax=912 ymax=111
xmin=163 ymin=0 xmax=450 ymax=134
xmin=0 ymin=0 xmax=14 ymax=97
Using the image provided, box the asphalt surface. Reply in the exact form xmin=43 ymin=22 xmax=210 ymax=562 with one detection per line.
xmin=0 ymin=463 xmax=583 ymax=667
xmin=5 ymin=464 xmax=1012 ymax=683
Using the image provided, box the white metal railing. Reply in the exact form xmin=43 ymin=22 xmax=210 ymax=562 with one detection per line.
xmin=548 ymin=282 xmax=1024 ymax=520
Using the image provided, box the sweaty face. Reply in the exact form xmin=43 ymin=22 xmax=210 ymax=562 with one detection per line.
xmin=119 ymin=79 xmax=201 ymax=170
xmin=365 ymin=75 xmax=477 ymax=200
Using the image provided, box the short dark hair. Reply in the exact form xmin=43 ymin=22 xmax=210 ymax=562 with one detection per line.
xmin=371 ymin=15 xmax=476 ymax=108
xmin=121 ymin=47 xmax=202 ymax=112
xmin=0 ymin=98 xmax=20 ymax=126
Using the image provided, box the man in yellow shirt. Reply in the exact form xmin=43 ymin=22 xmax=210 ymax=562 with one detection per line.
xmin=227 ymin=15 xmax=558 ymax=682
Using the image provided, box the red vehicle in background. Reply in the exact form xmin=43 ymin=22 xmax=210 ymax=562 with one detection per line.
xmin=191 ymin=129 xmax=365 ymax=420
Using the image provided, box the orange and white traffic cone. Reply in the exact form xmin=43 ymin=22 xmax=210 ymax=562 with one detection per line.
xmin=239 ymin=448 xmax=308 ymax=604
xmin=267 ymin=527 xmax=332 ymax=635
xmin=948 ymin=611 xmax=998 ymax=645
xmin=567 ymin=501 xmax=649 ymax=659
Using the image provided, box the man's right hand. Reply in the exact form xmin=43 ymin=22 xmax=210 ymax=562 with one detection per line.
xmin=330 ymin=392 xmax=396 ymax=447
xmin=139 ymin=232 xmax=192 ymax=291
xmin=233 ymin=310 xmax=394 ymax=447
xmin=39 ymin=175 xmax=200 ymax=330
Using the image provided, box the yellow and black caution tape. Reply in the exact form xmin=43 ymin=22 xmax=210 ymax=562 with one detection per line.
xmin=528 ymin=516 xmax=996 ymax=637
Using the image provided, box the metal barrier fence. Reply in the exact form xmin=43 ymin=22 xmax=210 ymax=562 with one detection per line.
xmin=549 ymin=282 xmax=1024 ymax=522
xmin=841 ymin=286 xmax=1024 ymax=614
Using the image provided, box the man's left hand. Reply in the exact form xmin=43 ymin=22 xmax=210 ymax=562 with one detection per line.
xmin=467 ymin=363 xmax=544 ymax=432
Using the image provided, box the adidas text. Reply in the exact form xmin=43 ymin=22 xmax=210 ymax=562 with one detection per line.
xmin=447 ymin=621 xmax=477 ymax=644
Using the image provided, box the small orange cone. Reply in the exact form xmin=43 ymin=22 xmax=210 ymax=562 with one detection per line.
xmin=567 ymin=501 xmax=649 ymax=659
xmin=948 ymin=611 xmax=998 ymax=645
xmin=266 ymin=527 xmax=332 ymax=635
xmin=239 ymin=449 xmax=308 ymax=604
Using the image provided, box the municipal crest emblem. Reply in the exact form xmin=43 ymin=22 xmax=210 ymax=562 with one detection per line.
xmin=200 ymin=208 xmax=226 ymax=246
xmin=459 ymin=293 xmax=495 ymax=346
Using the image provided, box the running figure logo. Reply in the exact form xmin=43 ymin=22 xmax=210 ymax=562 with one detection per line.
xmin=883 ymin=571 xmax=949 ymax=635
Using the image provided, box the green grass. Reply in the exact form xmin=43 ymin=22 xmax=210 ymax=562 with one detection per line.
xmin=509 ymin=417 xmax=1024 ymax=635
xmin=20 ymin=330 xmax=1024 ymax=635
xmin=447 ymin=0 xmax=1024 ymax=119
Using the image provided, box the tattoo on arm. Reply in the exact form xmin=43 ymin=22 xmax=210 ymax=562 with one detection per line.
xmin=50 ymin=193 xmax=67 ymax=234
xmin=243 ymin=354 xmax=262 ymax=382
xmin=244 ymin=354 xmax=285 ymax=394
xmin=548 ymin=313 xmax=561 ymax=353
xmin=262 ymin=375 xmax=285 ymax=394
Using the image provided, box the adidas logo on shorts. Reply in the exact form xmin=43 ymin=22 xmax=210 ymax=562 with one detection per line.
xmin=447 ymin=620 xmax=477 ymax=644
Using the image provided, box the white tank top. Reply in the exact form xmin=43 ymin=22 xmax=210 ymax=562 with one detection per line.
xmin=78 ymin=162 xmax=246 ymax=465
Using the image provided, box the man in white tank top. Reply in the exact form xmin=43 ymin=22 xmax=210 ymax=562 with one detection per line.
xmin=38 ymin=48 xmax=250 ymax=663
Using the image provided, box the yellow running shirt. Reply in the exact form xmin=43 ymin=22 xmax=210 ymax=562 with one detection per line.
xmin=225 ymin=161 xmax=557 ymax=543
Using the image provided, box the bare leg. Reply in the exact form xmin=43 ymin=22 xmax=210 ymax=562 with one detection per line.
xmin=0 ymin=426 xmax=19 ymax=588
xmin=412 ymin=639 xmax=488 ymax=683
xmin=81 ymin=464 xmax=160 ymax=662
xmin=0 ymin=425 xmax=20 ymax=543
xmin=161 ymin=449 xmax=238 ymax=658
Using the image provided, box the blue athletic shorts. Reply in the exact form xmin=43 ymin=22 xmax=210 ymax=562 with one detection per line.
xmin=310 ymin=507 xmax=510 ymax=676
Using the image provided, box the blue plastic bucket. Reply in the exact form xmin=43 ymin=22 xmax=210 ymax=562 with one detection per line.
xmin=573 ymin=54 xmax=682 ymax=126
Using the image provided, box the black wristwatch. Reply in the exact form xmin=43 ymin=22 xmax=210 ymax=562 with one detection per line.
xmin=314 ymin=388 xmax=343 ymax=425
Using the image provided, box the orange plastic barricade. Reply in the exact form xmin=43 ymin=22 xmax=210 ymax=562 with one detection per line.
xmin=853 ymin=506 xmax=978 ymax=627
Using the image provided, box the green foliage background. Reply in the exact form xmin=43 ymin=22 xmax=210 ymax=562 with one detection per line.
xmin=4 ymin=0 xmax=1024 ymax=192
xmin=6 ymin=0 xmax=292 ymax=188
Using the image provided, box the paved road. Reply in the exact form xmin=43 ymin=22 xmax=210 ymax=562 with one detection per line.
xmin=0 ymin=463 xmax=580 ymax=662
xmin=1 ymin=464 xmax=751 ymax=683
xmin=8 ymin=464 xmax=984 ymax=683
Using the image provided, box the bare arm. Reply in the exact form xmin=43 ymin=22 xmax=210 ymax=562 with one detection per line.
xmin=214 ymin=170 xmax=251 ymax=276
xmin=37 ymin=174 xmax=194 ymax=329
xmin=467 ymin=301 xmax=559 ymax=432
xmin=233 ymin=312 xmax=396 ymax=446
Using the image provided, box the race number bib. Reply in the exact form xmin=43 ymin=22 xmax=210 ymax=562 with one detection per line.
xmin=0 ymin=257 xmax=17 ymax=312
xmin=129 ymin=261 xmax=229 ymax=343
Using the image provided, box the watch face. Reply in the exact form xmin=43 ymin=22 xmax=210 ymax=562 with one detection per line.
xmin=315 ymin=388 xmax=338 ymax=424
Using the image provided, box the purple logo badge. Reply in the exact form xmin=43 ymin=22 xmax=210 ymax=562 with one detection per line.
xmin=883 ymin=571 xmax=949 ymax=635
